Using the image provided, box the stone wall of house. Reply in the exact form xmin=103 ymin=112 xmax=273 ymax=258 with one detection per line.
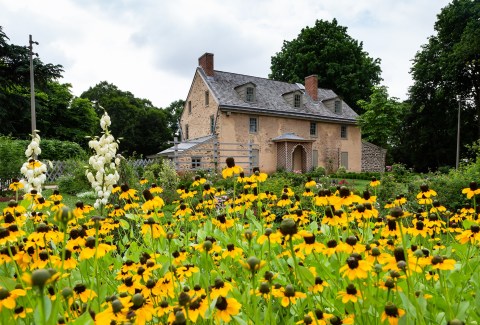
xmin=175 ymin=140 xmax=216 ymax=172
xmin=361 ymin=141 xmax=386 ymax=172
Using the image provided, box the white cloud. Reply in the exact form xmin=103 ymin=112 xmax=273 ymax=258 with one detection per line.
xmin=0 ymin=0 xmax=451 ymax=107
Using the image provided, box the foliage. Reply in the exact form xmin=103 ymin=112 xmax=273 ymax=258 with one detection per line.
xmin=163 ymin=99 xmax=185 ymax=138
xmin=399 ymin=0 xmax=480 ymax=171
xmin=0 ymin=26 xmax=65 ymax=138
xmin=117 ymin=158 xmax=140 ymax=188
xmin=269 ymin=19 xmax=382 ymax=112
xmin=57 ymin=159 xmax=91 ymax=195
xmin=144 ymin=159 xmax=180 ymax=203
xmin=80 ymin=81 xmax=172 ymax=156
xmin=0 ymin=136 xmax=24 ymax=183
xmin=357 ymin=86 xmax=408 ymax=154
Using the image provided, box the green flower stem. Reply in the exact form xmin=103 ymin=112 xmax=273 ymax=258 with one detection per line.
xmin=397 ymin=218 xmax=426 ymax=325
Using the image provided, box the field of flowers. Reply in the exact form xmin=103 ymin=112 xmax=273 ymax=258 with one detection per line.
xmin=1 ymin=113 xmax=479 ymax=325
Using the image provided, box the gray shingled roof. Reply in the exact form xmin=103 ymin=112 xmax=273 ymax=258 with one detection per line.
xmin=153 ymin=135 xmax=214 ymax=157
xmin=200 ymin=69 xmax=358 ymax=123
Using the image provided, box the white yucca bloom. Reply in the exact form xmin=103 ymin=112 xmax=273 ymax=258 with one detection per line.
xmin=86 ymin=111 xmax=121 ymax=213
xmin=21 ymin=131 xmax=47 ymax=194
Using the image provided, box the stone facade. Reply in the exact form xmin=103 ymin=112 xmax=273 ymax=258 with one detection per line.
xmin=174 ymin=52 xmax=363 ymax=175
xmin=361 ymin=141 xmax=386 ymax=172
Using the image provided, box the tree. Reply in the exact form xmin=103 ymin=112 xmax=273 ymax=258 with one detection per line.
xmin=81 ymin=81 xmax=171 ymax=156
xmin=269 ymin=19 xmax=382 ymax=112
xmin=0 ymin=26 xmax=64 ymax=138
xmin=399 ymin=0 xmax=480 ymax=171
xmin=163 ymin=99 xmax=185 ymax=138
xmin=357 ymin=86 xmax=408 ymax=152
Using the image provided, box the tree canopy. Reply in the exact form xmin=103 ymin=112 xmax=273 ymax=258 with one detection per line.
xmin=80 ymin=81 xmax=173 ymax=156
xmin=398 ymin=0 xmax=480 ymax=171
xmin=269 ymin=19 xmax=382 ymax=112
xmin=357 ymin=86 xmax=408 ymax=159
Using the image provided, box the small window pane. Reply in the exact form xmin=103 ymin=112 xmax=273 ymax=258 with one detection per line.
xmin=192 ymin=157 xmax=201 ymax=169
xmin=294 ymin=94 xmax=301 ymax=108
xmin=205 ymin=91 xmax=209 ymax=106
xmin=188 ymin=101 xmax=192 ymax=114
xmin=249 ymin=117 xmax=258 ymax=133
xmin=340 ymin=125 xmax=347 ymax=139
xmin=210 ymin=115 xmax=215 ymax=133
xmin=310 ymin=122 xmax=317 ymax=136
xmin=246 ymin=87 xmax=254 ymax=102
xmin=335 ymin=100 xmax=342 ymax=114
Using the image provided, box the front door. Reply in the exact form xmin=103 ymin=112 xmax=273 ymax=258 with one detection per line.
xmin=292 ymin=146 xmax=304 ymax=172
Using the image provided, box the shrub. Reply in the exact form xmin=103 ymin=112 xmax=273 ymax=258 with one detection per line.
xmin=0 ymin=137 xmax=24 ymax=183
xmin=57 ymin=159 xmax=91 ymax=195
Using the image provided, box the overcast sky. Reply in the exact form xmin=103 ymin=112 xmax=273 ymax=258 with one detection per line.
xmin=1 ymin=0 xmax=451 ymax=108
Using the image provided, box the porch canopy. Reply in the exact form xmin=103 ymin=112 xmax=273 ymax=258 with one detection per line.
xmin=272 ymin=133 xmax=314 ymax=173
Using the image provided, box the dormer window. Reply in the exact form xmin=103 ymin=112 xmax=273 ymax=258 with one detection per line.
xmin=246 ymin=87 xmax=255 ymax=102
xmin=282 ymin=90 xmax=303 ymax=108
xmin=235 ymin=82 xmax=257 ymax=103
xmin=334 ymin=100 xmax=342 ymax=114
xmin=294 ymin=94 xmax=301 ymax=108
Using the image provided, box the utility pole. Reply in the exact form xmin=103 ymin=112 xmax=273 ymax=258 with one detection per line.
xmin=456 ymin=95 xmax=461 ymax=170
xmin=29 ymin=35 xmax=39 ymax=136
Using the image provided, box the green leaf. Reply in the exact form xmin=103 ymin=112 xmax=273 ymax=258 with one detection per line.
xmin=71 ymin=311 xmax=94 ymax=325
xmin=297 ymin=265 xmax=315 ymax=286
xmin=33 ymin=296 xmax=52 ymax=325
xmin=0 ymin=276 xmax=17 ymax=290
xmin=119 ymin=218 xmax=130 ymax=230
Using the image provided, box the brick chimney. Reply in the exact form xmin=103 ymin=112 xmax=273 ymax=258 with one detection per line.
xmin=305 ymin=75 xmax=318 ymax=101
xmin=198 ymin=53 xmax=214 ymax=77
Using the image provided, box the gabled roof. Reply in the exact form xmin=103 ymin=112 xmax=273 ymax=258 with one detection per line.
xmin=198 ymin=68 xmax=358 ymax=124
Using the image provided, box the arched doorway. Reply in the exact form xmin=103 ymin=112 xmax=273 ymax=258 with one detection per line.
xmin=292 ymin=144 xmax=307 ymax=172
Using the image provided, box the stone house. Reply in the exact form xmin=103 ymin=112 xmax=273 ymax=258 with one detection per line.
xmin=157 ymin=52 xmax=376 ymax=174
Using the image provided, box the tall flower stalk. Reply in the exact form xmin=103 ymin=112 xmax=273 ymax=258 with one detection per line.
xmin=86 ymin=111 xmax=120 ymax=216
xmin=20 ymin=131 xmax=47 ymax=195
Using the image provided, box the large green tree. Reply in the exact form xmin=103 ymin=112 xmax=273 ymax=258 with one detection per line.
xmin=81 ymin=81 xmax=172 ymax=156
xmin=398 ymin=0 xmax=480 ymax=171
xmin=269 ymin=19 xmax=382 ymax=112
xmin=0 ymin=26 xmax=64 ymax=137
xmin=357 ymin=86 xmax=408 ymax=153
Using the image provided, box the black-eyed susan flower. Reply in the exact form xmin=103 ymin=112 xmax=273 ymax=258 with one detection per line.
xmin=0 ymin=287 xmax=26 ymax=312
xmin=417 ymin=184 xmax=437 ymax=205
xmin=73 ymin=283 xmax=97 ymax=303
xmin=79 ymin=236 xmax=116 ymax=260
xmin=214 ymin=296 xmax=242 ymax=323
xmin=139 ymin=177 xmax=149 ymax=185
xmin=141 ymin=218 xmax=166 ymax=238
xmin=462 ymin=181 xmax=480 ymax=199
xmin=370 ymin=177 xmax=381 ymax=187
xmin=222 ymin=244 xmax=244 ymax=259
xmin=186 ymin=294 xmax=208 ymax=322
xmin=192 ymin=175 xmax=206 ymax=187
xmin=130 ymin=293 xmax=156 ymax=325
xmin=295 ymin=231 xmax=325 ymax=254
xmin=210 ymin=278 xmax=233 ymax=299
xmin=381 ymin=302 xmax=405 ymax=325
xmin=338 ymin=283 xmax=361 ymax=303
xmin=119 ymin=184 xmax=138 ymax=200
xmin=222 ymin=157 xmax=243 ymax=179
xmin=272 ymin=284 xmax=307 ymax=307
xmin=8 ymin=178 xmax=24 ymax=191
xmin=430 ymin=255 xmax=455 ymax=271
xmin=339 ymin=254 xmax=372 ymax=280
xmin=308 ymin=276 xmax=329 ymax=293
xmin=305 ymin=176 xmax=316 ymax=188
xmin=456 ymin=224 xmax=480 ymax=244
